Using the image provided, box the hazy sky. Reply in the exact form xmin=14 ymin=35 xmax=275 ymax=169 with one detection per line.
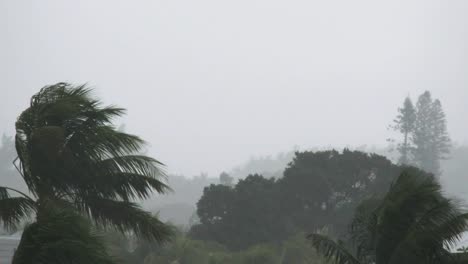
xmin=1 ymin=0 xmax=468 ymax=176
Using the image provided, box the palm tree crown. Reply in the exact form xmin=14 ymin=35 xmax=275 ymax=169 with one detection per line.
xmin=0 ymin=83 xmax=172 ymax=262
xmin=310 ymin=168 xmax=468 ymax=264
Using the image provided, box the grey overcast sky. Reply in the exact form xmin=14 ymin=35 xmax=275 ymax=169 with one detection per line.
xmin=1 ymin=0 xmax=467 ymax=176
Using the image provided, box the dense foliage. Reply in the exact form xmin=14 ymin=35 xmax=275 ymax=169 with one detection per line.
xmin=310 ymin=168 xmax=468 ymax=264
xmin=190 ymin=149 xmax=409 ymax=250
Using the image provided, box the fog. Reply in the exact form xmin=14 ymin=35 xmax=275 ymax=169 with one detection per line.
xmin=2 ymin=0 xmax=468 ymax=178
xmin=2 ymin=2 xmax=468 ymax=262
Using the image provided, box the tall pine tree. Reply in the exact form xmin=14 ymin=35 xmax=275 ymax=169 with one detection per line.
xmin=412 ymin=91 xmax=451 ymax=175
xmin=391 ymin=91 xmax=451 ymax=175
xmin=392 ymin=97 xmax=416 ymax=165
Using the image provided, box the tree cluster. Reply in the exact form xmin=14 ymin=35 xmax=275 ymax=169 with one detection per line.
xmin=190 ymin=149 xmax=411 ymax=250
xmin=391 ymin=91 xmax=451 ymax=175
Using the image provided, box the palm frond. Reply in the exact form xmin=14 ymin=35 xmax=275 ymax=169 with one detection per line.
xmin=14 ymin=135 xmax=36 ymax=196
xmin=308 ymin=234 xmax=361 ymax=264
xmin=96 ymin=155 xmax=165 ymax=179
xmin=84 ymin=172 xmax=169 ymax=201
xmin=76 ymin=196 xmax=173 ymax=242
xmin=14 ymin=83 xmax=172 ymax=248
xmin=408 ymin=199 xmax=468 ymax=248
xmin=349 ymin=197 xmax=380 ymax=261
xmin=68 ymin=126 xmax=143 ymax=159
xmin=374 ymin=169 xmax=442 ymax=262
xmin=0 ymin=186 xmax=36 ymax=230
xmin=66 ymin=155 xmax=169 ymax=201
xmin=0 ymin=197 xmax=36 ymax=230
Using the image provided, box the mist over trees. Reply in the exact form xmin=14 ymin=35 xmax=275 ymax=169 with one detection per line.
xmin=143 ymin=173 xmax=218 ymax=228
xmin=229 ymin=151 xmax=296 ymax=179
xmin=0 ymin=86 xmax=467 ymax=263
xmin=2 ymin=0 xmax=468 ymax=260
xmin=391 ymin=91 xmax=451 ymax=175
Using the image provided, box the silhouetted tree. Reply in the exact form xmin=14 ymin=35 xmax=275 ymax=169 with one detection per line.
xmin=391 ymin=97 xmax=416 ymax=165
xmin=191 ymin=175 xmax=280 ymax=250
xmin=0 ymin=83 xmax=172 ymax=263
xmin=278 ymin=149 xmax=401 ymax=236
xmin=413 ymin=91 xmax=451 ymax=175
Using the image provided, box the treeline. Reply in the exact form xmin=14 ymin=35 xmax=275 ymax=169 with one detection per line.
xmin=189 ymin=150 xmax=409 ymax=250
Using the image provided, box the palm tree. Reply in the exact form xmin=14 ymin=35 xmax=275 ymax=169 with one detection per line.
xmin=0 ymin=83 xmax=172 ymax=263
xmin=12 ymin=200 xmax=116 ymax=264
xmin=309 ymin=168 xmax=468 ymax=264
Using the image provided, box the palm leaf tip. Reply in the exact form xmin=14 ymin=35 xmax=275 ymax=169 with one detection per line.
xmin=78 ymin=197 xmax=173 ymax=243
xmin=0 ymin=187 xmax=36 ymax=231
xmin=308 ymin=233 xmax=361 ymax=264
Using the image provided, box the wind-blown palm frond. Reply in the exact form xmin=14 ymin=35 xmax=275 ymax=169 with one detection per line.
xmin=309 ymin=234 xmax=361 ymax=264
xmin=0 ymin=186 xmax=36 ymax=230
xmin=374 ymin=168 xmax=465 ymax=263
xmin=75 ymin=196 xmax=173 ymax=242
xmin=0 ymin=197 xmax=36 ymax=231
xmin=13 ymin=202 xmax=115 ymax=264
xmin=349 ymin=197 xmax=380 ymax=262
xmin=86 ymin=171 xmax=168 ymax=201
xmin=388 ymin=199 xmax=468 ymax=264
xmin=57 ymin=155 xmax=168 ymax=202
xmin=310 ymin=168 xmax=468 ymax=264
xmin=12 ymin=83 xmax=172 ymax=243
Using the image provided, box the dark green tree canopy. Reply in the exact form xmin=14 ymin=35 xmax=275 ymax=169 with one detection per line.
xmin=191 ymin=174 xmax=280 ymax=250
xmin=190 ymin=150 xmax=411 ymax=250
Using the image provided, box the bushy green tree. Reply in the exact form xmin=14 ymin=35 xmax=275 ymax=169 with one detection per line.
xmin=278 ymin=149 xmax=401 ymax=236
xmin=191 ymin=174 xmax=280 ymax=250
